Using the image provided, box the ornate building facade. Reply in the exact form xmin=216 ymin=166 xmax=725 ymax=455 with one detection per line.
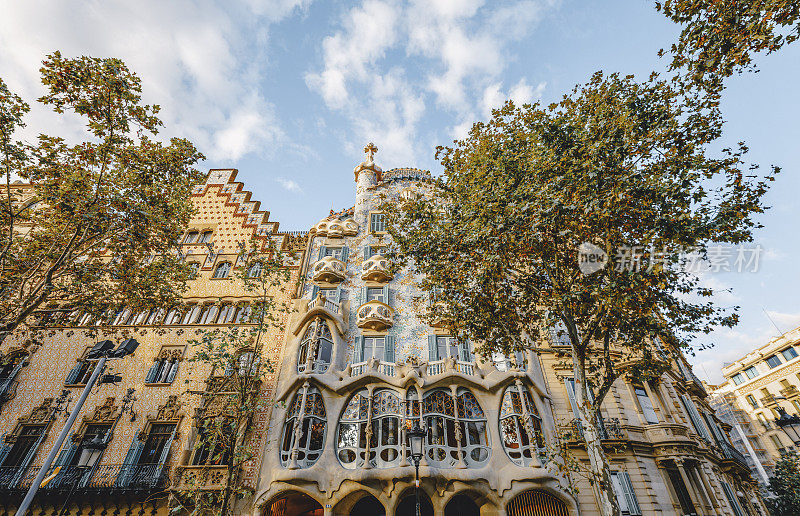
xmin=0 ymin=151 xmax=769 ymax=516
xmin=713 ymin=324 xmax=800 ymax=459
xmin=0 ymin=170 xmax=305 ymax=516
xmin=251 ymin=147 xmax=767 ymax=516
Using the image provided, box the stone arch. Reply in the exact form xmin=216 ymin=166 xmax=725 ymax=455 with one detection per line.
xmin=394 ymin=488 xmax=434 ymax=516
xmin=506 ymin=489 xmax=570 ymax=516
xmin=349 ymin=494 xmax=385 ymax=516
xmin=262 ymin=490 xmax=323 ymax=516
xmin=444 ymin=493 xmax=480 ymax=516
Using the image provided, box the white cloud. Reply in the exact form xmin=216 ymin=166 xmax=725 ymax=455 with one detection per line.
xmin=306 ymin=0 xmax=556 ymax=166
xmin=0 ymin=0 xmax=309 ymax=162
xmin=276 ymin=177 xmax=303 ymax=193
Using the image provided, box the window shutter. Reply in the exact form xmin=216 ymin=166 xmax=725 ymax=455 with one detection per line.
xmin=318 ymin=246 xmax=326 ymax=260
xmin=341 ymin=247 xmax=349 ymax=262
xmin=681 ymin=394 xmax=711 ymax=442
xmin=334 ymin=286 xmax=342 ymax=303
xmin=311 ymin=285 xmax=319 ymax=300
xmin=149 ymin=424 xmax=178 ymax=487
xmin=166 ymin=361 xmax=180 ymax=383
xmin=722 ymin=481 xmax=746 ymax=516
xmin=619 ymin=472 xmax=642 ymax=515
xmin=703 ymin=413 xmax=727 ymax=447
xmin=428 ymin=336 xmax=438 ymax=361
xmin=385 ymin=336 xmax=395 ymax=363
xmin=361 ymin=287 xmax=367 ymax=304
xmin=65 ymin=362 xmax=83 ymax=385
xmin=116 ymin=437 xmax=145 ymax=487
xmin=564 ymin=379 xmax=581 ymax=419
xmin=145 ymin=362 xmax=160 ymax=383
xmin=223 ymin=360 xmax=234 ymax=377
xmin=10 ymin=429 xmax=47 ymax=486
xmin=382 ymin=286 xmax=390 ymax=304
xmin=458 ymin=340 xmax=470 ymax=362
xmin=364 ymin=246 xmax=371 ymax=259
xmin=0 ymin=433 xmax=10 ymax=466
xmin=354 ymin=336 xmax=364 ymax=362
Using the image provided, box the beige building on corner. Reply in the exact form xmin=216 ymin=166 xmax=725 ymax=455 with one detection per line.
xmin=0 ymin=170 xmax=305 ymax=516
xmin=714 ymin=324 xmax=800 ymax=459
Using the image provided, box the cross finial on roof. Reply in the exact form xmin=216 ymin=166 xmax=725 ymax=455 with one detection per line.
xmin=364 ymin=142 xmax=378 ymax=164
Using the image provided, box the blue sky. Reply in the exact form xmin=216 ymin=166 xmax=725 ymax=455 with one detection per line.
xmin=1 ymin=0 xmax=798 ymax=382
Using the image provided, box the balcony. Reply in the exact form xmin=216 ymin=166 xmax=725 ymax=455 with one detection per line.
xmin=720 ymin=441 xmax=749 ymax=469
xmin=356 ymin=301 xmax=393 ymax=331
xmin=350 ymin=360 xmax=396 ymax=377
xmin=0 ymin=464 xmax=169 ymax=492
xmin=780 ymin=386 xmax=800 ymax=399
xmin=174 ymin=465 xmax=229 ymax=491
xmin=560 ymin=418 xmax=626 ymax=442
xmin=762 ymin=394 xmax=779 ymax=407
xmin=426 ymin=359 xmax=475 ymax=376
xmin=307 ymin=293 xmax=340 ymax=315
xmin=643 ymin=423 xmax=695 ymax=447
xmin=311 ymin=256 xmax=346 ymax=283
xmin=361 ymin=254 xmax=393 ymax=282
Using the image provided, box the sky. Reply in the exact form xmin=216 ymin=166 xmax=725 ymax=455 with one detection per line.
xmin=1 ymin=0 xmax=798 ymax=383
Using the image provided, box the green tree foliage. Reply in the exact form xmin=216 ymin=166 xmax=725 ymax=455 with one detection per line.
xmin=174 ymin=238 xmax=291 ymax=516
xmin=0 ymin=52 xmax=204 ymax=340
xmin=385 ymin=72 xmax=775 ymax=516
xmin=766 ymin=450 xmax=800 ymax=515
xmin=657 ymin=0 xmax=800 ymax=88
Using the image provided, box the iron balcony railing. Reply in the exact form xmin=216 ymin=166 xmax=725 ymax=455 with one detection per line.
xmin=0 ymin=463 xmax=170 ymax=491
xmin=720 ymin=441 xmax=750 ymax=468
xmin=563 ymin=417 xmax=625 ymax=441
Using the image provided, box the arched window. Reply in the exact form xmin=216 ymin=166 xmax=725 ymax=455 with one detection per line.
xmin=499 ymin=386 xmax=544 ymax=466
xmin=457 ymin=389 xmax=490 ymax=466
xmin=280 ymin=387 xmax=326 ymax=468
xmin=297 ymin=318 xmax=333 ymax=373
xmin=423 ymin=390 xmax=457 ymax=467
xmin=337 ymin=389 xmax=402 ymax=469
xmin=246 ymin=262 xmax=262 ymax=278
xmin=213 ymin=262 xmax=232 ymax=279
xmin=183 ymin=231 xmax=199 ymax=244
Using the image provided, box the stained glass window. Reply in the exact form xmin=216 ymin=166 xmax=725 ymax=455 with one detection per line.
xmin=499 ymin=386 xmax=544 ymax=466
xmin=337 ymin=389 xmax=402 ymax=469
xmin=280 ymin=387 xmax=326 ymax=468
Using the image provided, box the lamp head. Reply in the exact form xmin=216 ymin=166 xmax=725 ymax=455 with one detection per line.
xmin=86 ymin=340 xmax=114 ymax=359
xmin=111 ymin=338 xmax=139 ymax=358
xmin=407 ymin=423 xmax=427 ymax=461
xmin=775 ymin=410 xmax=800 ymax=445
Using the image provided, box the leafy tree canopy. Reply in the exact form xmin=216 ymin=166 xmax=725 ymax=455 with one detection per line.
xmin=385 ymin=71 xmax=776 ymax=516
xmin=657 ymin=0 xmax=800 ymax=88
xmin=766 ymin=450 xmax=800 ymax=515
xmin=0 ymin=52 xmax=204 ymax=339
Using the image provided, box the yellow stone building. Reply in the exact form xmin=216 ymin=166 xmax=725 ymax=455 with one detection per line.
xmin=0 ymin=170 xmax=306 ymax=516
xmin=713 ymin=324 xmax=800 ymax=458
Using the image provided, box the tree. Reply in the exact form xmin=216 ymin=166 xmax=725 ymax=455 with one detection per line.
xmin=0 ymin=52 xmax=204 ymax=342
xmin=766 ymin=450 xmax=800 ymax=515
xmin=385 ymin=72 xmax=775 ymax=516
xmin=173 ymin=238 xmax=291 ymax=516
xmin=657 ymin=0 xmax=800 ymax=89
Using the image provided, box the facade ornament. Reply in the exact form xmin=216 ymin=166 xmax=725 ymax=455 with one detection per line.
xmin=17 ymin=397 xmax=56 ymax=425
xmin=84 ymin=397 xmax=120 ymax=423
xmin=153 ymin=395 xmax=182 ymax=422
xmin=364 ymin=142 xmax=377 ymax=165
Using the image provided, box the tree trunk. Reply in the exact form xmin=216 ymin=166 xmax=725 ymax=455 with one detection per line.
xmin=573 ymin=354 xmax=621 ymax=516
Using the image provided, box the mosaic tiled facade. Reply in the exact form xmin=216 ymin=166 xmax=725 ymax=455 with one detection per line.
xmin=0 ymin=170 xmax=304 ymax=516
xmin=252 ymin=147 xmax=767 ymax=516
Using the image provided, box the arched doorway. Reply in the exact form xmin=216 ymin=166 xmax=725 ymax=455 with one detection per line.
xmin=444 ymin=494 xmax=480 ymax=516
xmin=395 ymin=490 xmax=434 ymax=516
xmin=264 ymin=491 xmax=323 ymax=516
xmin=507 ymin=490 xmax=569 ymax=516
xmin=350 ymin=495 xmax=385 ymax=516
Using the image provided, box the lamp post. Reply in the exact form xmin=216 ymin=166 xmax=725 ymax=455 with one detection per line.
xmin=57 ymin=431 xmax=108 ymax=516
xmin=15 ymin=338 xmax=139 ymax=516
xmin=775 ymin=408 xmax=800 ymax=446
xmin=407 ymin=423 xmax=427 ymax=516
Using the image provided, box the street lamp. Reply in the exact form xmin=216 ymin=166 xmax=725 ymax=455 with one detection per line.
xmin=77 ymin=432 xmax=107 ymax=467
xmin=15 ymin=338 xmax=139 ymax=516
xmin=775 ymin=408 xmax=800 ymax=445
xmin=407 ymin=423 xmax=427 ymax=516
